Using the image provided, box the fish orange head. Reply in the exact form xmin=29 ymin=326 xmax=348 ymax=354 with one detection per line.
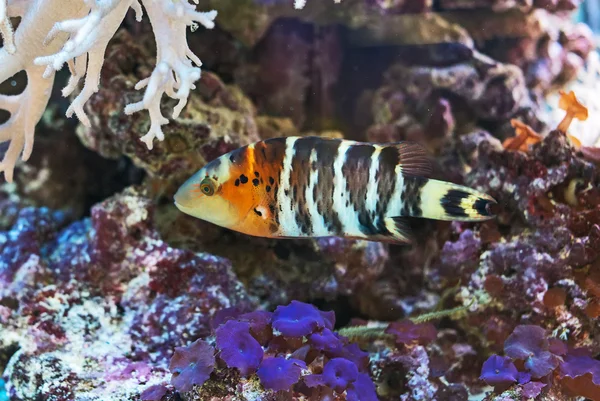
xmin=174 ymin=158 xmax=244 ymax=229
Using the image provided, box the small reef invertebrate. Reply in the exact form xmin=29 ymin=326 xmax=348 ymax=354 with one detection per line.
xmin=503 ymin=90 xmax=590 ymax=154
xmin=557 ymin=90 xmax=589 ymax=136
xmin=174 ymin=137 xmax=497 ymax=243
xmin=502 ymin=119 xmax=542 ymax=152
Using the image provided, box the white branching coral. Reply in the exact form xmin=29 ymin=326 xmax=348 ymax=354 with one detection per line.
xmin=294 ymin=0 xmax=342 ymax=9
xmin=123 ymin=2 xmax=216 ymax=148
xmin=0 ymin=0 xmax=216 ymax=182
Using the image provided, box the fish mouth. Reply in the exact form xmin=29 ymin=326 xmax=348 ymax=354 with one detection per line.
xmin=174 ymin=195 xmax=240 ymax=227
xmin=173 ymin=200 xmax=196 ymax=217
xmin=174 ymin=182 xmax=196 ymax=209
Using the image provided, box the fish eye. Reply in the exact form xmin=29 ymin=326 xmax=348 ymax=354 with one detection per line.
xmin=200 ymin=178 xmax=215 ymax=196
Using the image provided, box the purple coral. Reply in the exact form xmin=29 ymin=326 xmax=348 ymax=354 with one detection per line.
xmin=477 ymin=325 xmax=600 ymax=399
xmin=322 ymin=358 xmax=359 ymax=393
xmin=480 ymin=355 xmax=519 ymax=386
xmin=272 ymin=300 xmax=330 ymax=337
xmin=557 ymin=349 xmax=600 ymax=400
xmin=346 ymin=373 xmax=379 ymax=401
xmin=238 ymin=310 xmax=274 ymax=344
xmin=558 ymin=349 xmax=600 ymax=385
xmin=168 ymin=339 xmax=215 ymax=393
xmin=140 ymin=384 xmax=168 ymax=401
xmin=215 ymin=320 xmax=264 ymax=375
xmin=504 ymin=325 xmax=561 ymax=378
xmin=308 ymin=365 xmax=376 ymax=400
xmin=332 ymin=343 xmax=370 ymax=372
xmin=517 ymin=371 xmax=532 ymax=384
xmin=256 ymin=357 xmax=306 ymax=391
xmin=522 ymin=381 xmax=546 ymax=398
xmin=204 ymin=301 xmax=377 ymax=397
xmin=210 ymin=306 xmax=244 ymax=330
xmin=308 ymin=329 xmax=343 ymax=352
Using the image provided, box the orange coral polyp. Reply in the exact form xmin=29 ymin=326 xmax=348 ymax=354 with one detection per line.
xmin=503 ymin=119 xmax=542 ymax=152
xmin=557 ymin=90 xmax=588 ymax=134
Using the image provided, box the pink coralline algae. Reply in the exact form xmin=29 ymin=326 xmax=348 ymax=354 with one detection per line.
xmin=0 ymin=186 xmax=255 ymax=400
xmin=385 ymin=320 xmax=437 ymax=347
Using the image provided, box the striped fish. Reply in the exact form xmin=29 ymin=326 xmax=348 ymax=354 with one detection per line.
xmin=174 ymin=137 xmax=497 ymax=244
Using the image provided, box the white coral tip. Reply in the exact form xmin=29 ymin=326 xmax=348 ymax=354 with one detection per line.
xmin=66 ymin=104 xmax=91 ymax=127
xmin=140 ymin=129 xmax=164 ymax=150
xmin=124 ymin=102 xmax=143 ymax=115
xmin=22 ymin=138 xmax=34 ymax=162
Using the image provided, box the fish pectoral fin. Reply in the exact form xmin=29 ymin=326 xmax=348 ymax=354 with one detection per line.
xmin=392 ymin=142 xmax=433 ymax=177
xmin=382 ymin=217 xmax=414 ymax=245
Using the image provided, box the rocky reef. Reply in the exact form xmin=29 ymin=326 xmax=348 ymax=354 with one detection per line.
xmin=1 ymin=0 xmax=600 ymax=400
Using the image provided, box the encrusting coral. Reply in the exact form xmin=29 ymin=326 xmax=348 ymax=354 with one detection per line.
xmin=0 ymin=0 xmax=217 ymax=182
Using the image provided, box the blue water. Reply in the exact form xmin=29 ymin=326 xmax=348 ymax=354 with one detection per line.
xmin=0 ymin=379 xmax=7 ymax=401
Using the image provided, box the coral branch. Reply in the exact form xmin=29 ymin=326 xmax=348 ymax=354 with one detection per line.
xmin=0 ymin=0 xmax=16 ymax=54
xmin=124 ymin=0 xmax=216 ymax=149
xmin=33 ymin=0 xmax=138 ymax=127
xmin=0 ymin=0 xmax=89 ymax=182
xmin=6 ymin=0 xmax=31 ymax=16
xmin=294 ymin=0 xmax=342 ymax=9
xmin=0 ymin=65 xmax=54 ymax=182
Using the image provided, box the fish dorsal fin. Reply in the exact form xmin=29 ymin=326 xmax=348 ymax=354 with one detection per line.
xmin=392 ymin=142 xmax=433 ymax=178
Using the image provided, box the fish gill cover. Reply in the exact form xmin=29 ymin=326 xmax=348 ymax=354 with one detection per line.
xmin=1 ymin=0 xmax=600 ymax=401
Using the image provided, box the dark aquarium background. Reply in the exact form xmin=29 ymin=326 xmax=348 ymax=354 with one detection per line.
xmin=1 ymin=0 xmax=600 ymax=400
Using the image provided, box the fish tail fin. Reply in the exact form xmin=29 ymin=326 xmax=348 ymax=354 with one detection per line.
xmin=402 ymin=177 xmax=497 ymax=222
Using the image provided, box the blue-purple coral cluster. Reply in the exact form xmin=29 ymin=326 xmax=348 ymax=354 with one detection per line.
xmin=145 ymin=301 xmax=377 ymax=400
xmin=480 ymin=324 xmax=600 ymax=399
